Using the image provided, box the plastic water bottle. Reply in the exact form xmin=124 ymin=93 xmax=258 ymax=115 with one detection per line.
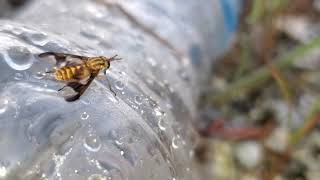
xmin=0 ymin=0 xmax=241 ymax=179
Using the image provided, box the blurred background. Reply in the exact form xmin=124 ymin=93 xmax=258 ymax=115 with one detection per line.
xmin=2 ymin=0 xmax=320 ymax=180
xmin=198 ymin=0 xmax=320 ymax=180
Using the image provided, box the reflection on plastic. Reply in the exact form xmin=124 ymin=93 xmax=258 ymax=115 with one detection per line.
xmin=0 ymin=0 xmax=240 ymax=179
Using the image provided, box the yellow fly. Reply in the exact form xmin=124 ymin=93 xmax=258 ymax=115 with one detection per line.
xmin=38 ymin=52 xmax=121 ymax=101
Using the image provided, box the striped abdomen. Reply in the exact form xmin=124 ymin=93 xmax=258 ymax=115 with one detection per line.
xmin=55 ymin=65 xmax=88 ymax=81
xmin=86 ymin=57 xmax=109 ymax=71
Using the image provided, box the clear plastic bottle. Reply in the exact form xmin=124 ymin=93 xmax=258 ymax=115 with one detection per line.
xmin=0 ymin=0 xmax=241 ymax=179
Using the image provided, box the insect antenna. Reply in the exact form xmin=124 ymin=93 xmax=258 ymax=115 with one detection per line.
xmin=108 ymin=54 xmax=122 ymax=61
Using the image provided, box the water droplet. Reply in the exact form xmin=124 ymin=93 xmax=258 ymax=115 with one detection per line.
xmin=120 ymin=151 xmax=124 ymax=156
xmin=88 ymin=174 xmax=107 ymax=180
xmin=115 ymin=140 xmax=124 ymax=146
xmin=0 ymin=97 xmax=9 ymax=114
xmin=171 ymin=136 xmax=180 ymax=149
xmin=26 ymin=32 xmax=48 ymax=46
xmin=33 ymin=71 xmax=45 ymax=79
xmin=84 ymin=134 xmax=102 ymax=152
xmin=6 ymin=46 xmax=33 ymax=70
xmin=115 ymin=81 xmax=125 ymax=91
xmin=14 ymin=72 xmax=24 ymax=80
xmin=97 ymin=160 xmax=121 ymax=172
xmin=134 ymin=95 xmax=143 ymax=105
xmin=158 ymin=118 xmax=167 ymax=131
xmin=74 ymin=169 xmax=79 ymax=174
xmin=81 ymin=112 xmax=90 ymax=120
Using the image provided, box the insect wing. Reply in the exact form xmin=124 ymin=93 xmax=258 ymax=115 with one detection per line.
xmin=64 ymin=71 xmax=99 ymax=102
xmin=38 ymin=52 xmax=88 ymax=67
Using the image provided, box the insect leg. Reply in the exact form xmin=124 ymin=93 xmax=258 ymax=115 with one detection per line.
xmin=105 ymin=76 xmax=116 ymax=96
xmin=58 ymin=85 xmax=68 ymax=91
xmin=45 ymin=70 xmax=55 ymax=73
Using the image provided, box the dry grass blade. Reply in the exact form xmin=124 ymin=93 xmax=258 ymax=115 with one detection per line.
xmin=290 ymin=97 xmax=320 ymax=146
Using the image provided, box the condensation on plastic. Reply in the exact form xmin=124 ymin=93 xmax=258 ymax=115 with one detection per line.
xmin=0 ymin=0 xmax=240 ymax=180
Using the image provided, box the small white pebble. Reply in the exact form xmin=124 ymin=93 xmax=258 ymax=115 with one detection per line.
xmin=235 ymin=141 xmax=263 ymax=169
xmin=265 ymin=127 xmax=289 ymax=153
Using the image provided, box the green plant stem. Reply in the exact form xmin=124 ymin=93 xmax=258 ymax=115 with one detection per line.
xmin=290 ymin=97 xmax=320 ymax=146
xmin=234 ymin=35 xmax=252 ymax=79
xmin=246 ymin=0 xmax=264 ymax=24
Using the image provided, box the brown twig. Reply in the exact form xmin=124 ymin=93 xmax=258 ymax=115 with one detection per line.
xmin=200 ymin=117 xmax=276 ymax=141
